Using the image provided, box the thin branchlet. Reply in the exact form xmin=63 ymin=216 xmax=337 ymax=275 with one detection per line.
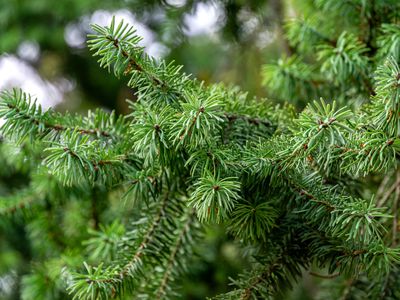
xmin=155 ymin=210 xmax=196 ymax=299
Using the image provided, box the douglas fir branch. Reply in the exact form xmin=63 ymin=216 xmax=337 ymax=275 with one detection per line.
xmin=2 ymin=1 xmax=400 ymax=299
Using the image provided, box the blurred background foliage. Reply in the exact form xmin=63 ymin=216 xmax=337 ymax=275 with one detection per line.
xmin=0 ymin=0 xmax=291 ymax=113
xmin=0 ymin=0 xmax=313 ymax=299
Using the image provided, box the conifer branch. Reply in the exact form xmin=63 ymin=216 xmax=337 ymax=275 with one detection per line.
xmin=0 ymin=189 xmax=39 ymax=215
xmin=239 ymin=261 xmax=280 ymax=300
xmin=393 ymin=170 xmax=400 ymax=246
xmin=119 ymin=193 xmax=169 ymax=279
xmin=0 ymin=89 xmax=124 ymax=142
xmin=89 ymin=17 xmax=277 ymax=130
xmin=104 ymin=34 xmax=164 ymax=87
xmin=309 ymin=271 xmax=340 ymax=279
xmin=155 ymin=210 xmax=197 ymax=299
xmin=224 ymin=113 xmax=273 ymax=128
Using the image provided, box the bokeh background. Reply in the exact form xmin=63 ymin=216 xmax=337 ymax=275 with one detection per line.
xmin=0 ymin=0 xmax=293 ymax=113
xmin=0 ymin=0 xmax=312 ymax=299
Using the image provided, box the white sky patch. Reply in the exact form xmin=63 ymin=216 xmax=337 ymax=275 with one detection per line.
xmin=256 ymin=30 xmax=275 ymax=49
xmin=165 ymin=0 xmax=187 ymax=8
xmin=147 ymin=42 xmax=170 ymax=58
xmin=17 ymin=41 xmax=40 ymax=62
xmin=239 ymin=10 xmax=260 ymax=36
xmin=0 ymin=271 xmax=16 ymax=298
xmin=64 ymin=23 xmax=87 ymax=49
xmin=183 ymin=2 xmax=224 ymax=37
xmin=0 ymin=55 xmax=73 ymax=109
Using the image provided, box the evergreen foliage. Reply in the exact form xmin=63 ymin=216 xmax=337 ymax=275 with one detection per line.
xmin=2 ymin=0 xmax=400 ymax=299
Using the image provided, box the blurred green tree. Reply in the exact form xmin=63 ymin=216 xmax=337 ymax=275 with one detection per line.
xmin=0 ymin=0 xmax=289 ymax=112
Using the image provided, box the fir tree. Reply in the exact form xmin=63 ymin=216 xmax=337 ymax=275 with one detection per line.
xmin=2 ymin=1 xmax=400 ymax=299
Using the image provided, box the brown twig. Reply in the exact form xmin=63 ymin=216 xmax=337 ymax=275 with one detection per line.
xmin=6 ymin=103 xmax=114 ymax=138
xmin=106 ymin=36 xmax=163 ymax=87
xmin=224 ymin=113 xmax=273 ymax=127
xmin=309 ymin=271 xmax=340 ymax=279
xmin=393 ymin=170 xmax=400 ymax=246
xmin=376 ymin=174 xmax=392 ymax=201
xmin=377 ymin=178 xmax=400 ymax=208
